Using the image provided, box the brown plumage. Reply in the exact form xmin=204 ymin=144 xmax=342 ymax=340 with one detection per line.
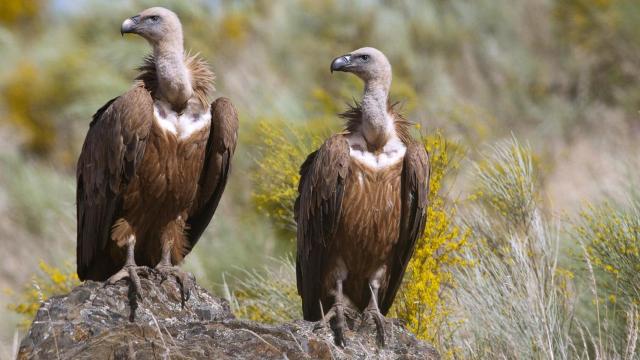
xmin=136 ymin=52 xmax=215 ymax=110
xmin=76 ymin=8 xmax=238 ymax=297
xmin=296 ymin=108 xmax=428 ymax=317
xmin=296 ymin=47 xmax=429 ymax=346
xmin=340 ymin=101 xmax=413 ymax=148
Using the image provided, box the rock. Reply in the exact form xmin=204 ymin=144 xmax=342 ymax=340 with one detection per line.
xmin=18 ymin=271 xmax=439 ymax=359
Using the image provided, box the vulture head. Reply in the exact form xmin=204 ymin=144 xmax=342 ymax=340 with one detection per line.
xmin=121 ymin=7 xmax=183 ymax=47
xmin=330 ymin=47 xmax=392 ymax=85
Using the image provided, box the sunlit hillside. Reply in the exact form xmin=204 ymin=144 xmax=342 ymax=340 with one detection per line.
xmin=1 ymin=0 xmax=639 ymax=358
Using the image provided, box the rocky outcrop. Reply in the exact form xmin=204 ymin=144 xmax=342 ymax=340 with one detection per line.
xmin=18 ymin=270 xmax=439 ymax=359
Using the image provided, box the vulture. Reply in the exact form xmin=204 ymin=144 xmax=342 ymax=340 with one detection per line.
xmin=76 ymin=7 xmax=238 ymax=302
xmin=295 ymin=47 xmax=430 ymax=346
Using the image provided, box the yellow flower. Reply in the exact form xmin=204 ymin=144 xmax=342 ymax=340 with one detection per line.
xmin=9 ymin=260 xmax=79 ymax=327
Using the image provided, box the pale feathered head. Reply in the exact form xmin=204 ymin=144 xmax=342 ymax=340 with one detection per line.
xmin=121 ymin=7 xmax=183 ymax=46
xmin=330 ymin=47 xmax=392 ymax=85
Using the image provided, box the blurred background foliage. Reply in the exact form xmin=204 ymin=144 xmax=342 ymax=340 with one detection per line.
xmin=5 ymin=260 xmax=78 ymax=328
xmin=1 ymin=0 xmax=640 ymax=358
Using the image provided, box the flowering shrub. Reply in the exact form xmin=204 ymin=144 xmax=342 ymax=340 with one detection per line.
xmin=575 ymin=200 xmax=640 ymax=303
xmin=471 ymin=137 xmax=540 ymax=233
xmin=250 ymin=119 xmax=330 ymax=237
xmin=8 ymin=260 xmax=79 ymax=327
xmin=554 ymin=0 xmax=640 ymax=109
xmin=0 ymin=0 xmax=43 ymax=25
xmin=451 ymin=138 xmax=579 ymax=359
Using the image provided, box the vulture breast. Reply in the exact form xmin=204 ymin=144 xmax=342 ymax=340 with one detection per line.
xmin=118 ymin=102 xmax=211 ymax=263
xmin=324 ymin=153 xmax=404 ymax=310
xmin=153 ymin=100 xmax=212 ymax=139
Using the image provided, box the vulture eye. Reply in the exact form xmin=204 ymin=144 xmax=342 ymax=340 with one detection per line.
xmin=361 ymin=54 xmax=370 ymax=61
xmin=149 ymin=15 xmax=160 ymax=22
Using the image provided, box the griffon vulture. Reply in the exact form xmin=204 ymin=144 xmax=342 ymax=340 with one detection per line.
xmin=76 ymin=7 xmax=238 ymax=302
xmin=295 ymin=47 xmax=429 ymax=346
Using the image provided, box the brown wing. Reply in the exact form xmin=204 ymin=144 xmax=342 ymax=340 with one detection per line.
xmin=185 ymin=97 xmax=239 ymax=251
xmin=379 ymin=141 xmax=430 ymax=314
xmin=76 ymin=86 xmax=154 ymax=280
xmin=295 ymin=135 xmax=350 ymax=321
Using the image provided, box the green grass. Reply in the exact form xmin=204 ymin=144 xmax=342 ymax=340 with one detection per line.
xmin=2 ymin=0 xmax=640 ymax=358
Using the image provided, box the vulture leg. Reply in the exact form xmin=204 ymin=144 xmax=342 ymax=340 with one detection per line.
xmin=155 ymin=235 xmax=194 ymax=306
xmin=318 ymin=261 xmax=350 ymax=347
xmin=106 ymin=235 xmax=146 ymax=300
xmin=321 ymin=279 xmax=348 ymax=347
xmin=360 ymin=266 xmax=387 ymax=347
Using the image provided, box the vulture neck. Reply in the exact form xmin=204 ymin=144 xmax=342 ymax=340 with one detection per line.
xmin=361 ymin=79 xmax=393 ymax=149
xmin=153 ymin=39 xmax=193 ymax=111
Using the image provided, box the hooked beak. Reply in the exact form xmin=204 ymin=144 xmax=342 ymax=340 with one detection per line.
xmin=121 ymin=15 xmax=141 ymax=36
xmin=330 ymin=55 xmax=352 ymax=73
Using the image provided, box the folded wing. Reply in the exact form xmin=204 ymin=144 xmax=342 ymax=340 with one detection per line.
xmin=185 ymin=97 xmax=239 ymax=251
xmin=380 ymin=141 xmax=430 ymax=314
xmin=76 ymin=87 xmax=154 ymax=280
xmin=295 ymin=135 xmax=351 ymax=320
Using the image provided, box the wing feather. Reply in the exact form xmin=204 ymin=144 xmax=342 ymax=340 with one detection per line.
xmin=185 ymin=97 xmax=239 ymax=250
xmin=380 ymin=141 xmax=430 ymax=314
xmin=295 ymin=135 xmax=350 ymax=320
xmin=76 ymin=86 xmax=153 ymax=280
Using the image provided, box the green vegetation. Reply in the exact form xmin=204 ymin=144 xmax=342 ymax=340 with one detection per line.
xmin=225 ymin=257 xmax=301 ymax=324
xmin=576 ymin=198 xmax=640 ymax=304
xmin=250 ymin=119 xmax=331 ymax=237
xmin=453 ymin=139 xmax=574 ymax=358
xmin=2 ymin=0 xmax=640 ymax=358
xmin=7 ymin=261 xmax=79 ymax=328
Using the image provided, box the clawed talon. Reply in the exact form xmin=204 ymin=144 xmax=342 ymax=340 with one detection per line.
xmin=320 ymin=303 xmax=349 ymax=347
xmin=154 ymin=265 xmax=195 ymax=306
xmin=105 ymin=265 xmax=148 ymax=300
xmin=359 ymin=307 xmax=387 ymax=347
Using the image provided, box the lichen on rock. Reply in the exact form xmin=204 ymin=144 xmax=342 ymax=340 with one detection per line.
xmin=18 ymin=272 xmax=439 ymax=359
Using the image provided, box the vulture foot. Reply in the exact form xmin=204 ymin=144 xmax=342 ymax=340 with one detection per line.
xmin=155 ymin=265 xmax=195 ymax=307
xmin=105 ymin=265 xmax=149 ymax=300
xmin=359 ymin=306 xmax=387 ymax=347
xmin=319 ymin=302 xmax=352 ymax=347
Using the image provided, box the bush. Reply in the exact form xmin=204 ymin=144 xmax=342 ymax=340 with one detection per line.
xmin=575 ymin=198 xmax=640 ymax=304
xmin=0 ymin=0 xmax=43 ymax=26
xmin=450 ymin=138 xmax=577 ymax=359
xmin=554 ymin=0 xmax=640 ymax=109
xmin=250 ymin=119 xmax=331 ymax=238
xmin=7 ymin=261 xmax=79 ymax=327
xmin=450 ymin=137 xmax=640 ymax=359
xmin=224 ymin=257 xmax=301 ymax=324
